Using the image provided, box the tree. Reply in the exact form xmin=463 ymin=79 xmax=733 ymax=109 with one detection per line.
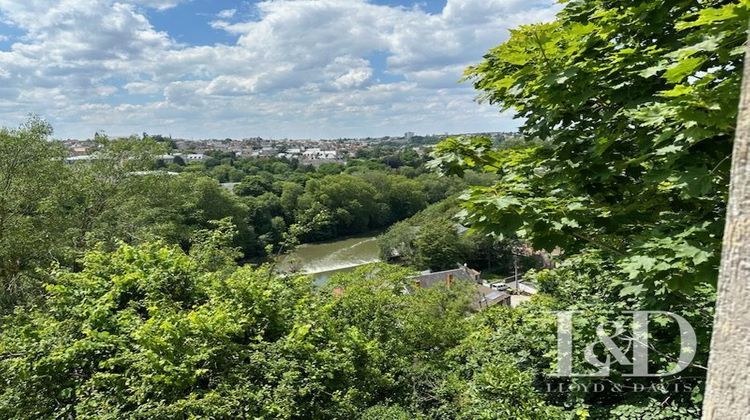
xmin=360 ymin=172 xmax=428 ymax=224
xmin=438 ymin=0 xmax=749 ymax=292
xmin=0 ymin=242 xmax=314 ymax=418
xmin=703 ymin=24 xmax=750 ymax=420
xmin=429 ymin=0 xmax=750 ymax=416
xmin=172 ymin=155 xmax=185 ymax=166
xmin=0 ymin=117 xmax=66 ymax=310
xmin=316 ymin=162 xmax=344 ymax=176
xmin=279 ymin=181 xmax=304 ymax=222
xmin=378 ymin=220 xmax=419 ymax=264
xmin=234 ymin=175 xmax=272 ymax=196
xmin=431 ymin=0 xmax=749 ymax=314
xmin=414 ymin=218 xmax=464 ymax=271
xmin=297 ymin=174 xmax=380 ymax=239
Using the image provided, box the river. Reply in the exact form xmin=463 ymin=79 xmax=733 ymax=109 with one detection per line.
xmin=277 ymin=234 xmax=381 ymax=283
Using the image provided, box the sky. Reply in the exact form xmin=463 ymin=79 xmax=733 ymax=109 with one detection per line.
xmin=0 ymin=0 xmax=560 ymax=139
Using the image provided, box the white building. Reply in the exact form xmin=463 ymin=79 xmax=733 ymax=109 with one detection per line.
xmin=64 ymin=155 xmax=94 ymax=164
xmin=185 ymin=153 xmax=206 ymax=161
xmin=302 ymin=149 xmax=337 ymax=160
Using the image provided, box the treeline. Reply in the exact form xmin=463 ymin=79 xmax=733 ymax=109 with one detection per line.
xmin=158 ymin=146 xmax=496 ymax=246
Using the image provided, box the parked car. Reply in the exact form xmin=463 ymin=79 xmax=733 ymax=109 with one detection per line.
xmin=490 ymin=282 xmax=509 ymax=291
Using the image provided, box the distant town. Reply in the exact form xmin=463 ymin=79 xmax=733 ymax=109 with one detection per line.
xmin=58 ymin=131 xmax=516 ymax=164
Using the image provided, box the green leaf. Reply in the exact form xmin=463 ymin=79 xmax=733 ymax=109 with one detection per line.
xmin=663 ymin=57 xmax=706 ymax=83
xmin=659 ymin=84 xmax=693 ymax=98
xmin=676 ymin=4 xmax=740 ymax=30
xmin=655 ymin=145 xmax=682 ymax=155
xmin=619 ymin=284 xmax=645 ymax=297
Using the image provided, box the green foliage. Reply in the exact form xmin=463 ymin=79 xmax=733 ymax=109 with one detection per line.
xmin=173 ymin=144 xmax=491 ymax=248
xmin=0 ymin=120 xmax=172 ymax=311
xmin=294 ymin=171 xmax=432 ymax=242
xmin=606 ymin=399 xmax=701 ymax=419
xmin=359 ymin=405 xmax=415 ymax=420
xmin=189 ymin=218 xmax=243 ymax=272
xmin=378 ymin=219 xmax=421 ymax=263
xmin=358 ymin=171 xmax=428 ymax=224
xmin=433 ymin=0 xmax=749 ymax=301
xmin=414 ymin=218 xmax=465 ymax=271
xmin=0 ymin=116 xmax=458 ymax=312
xmin=297 ymin=174 xmax=380 ymax=240
xmin=378 ymin=199 xmax=529 ymax=275
xmin=0 ymin=117 xmax=65 ymax=309
xmin=144 ymin=146 xmax=476 ymax=253
xmin=0 ymin=242 xmax=560 ymax=418
xmin=234 ymin=174 xmax=273 ymax=196
xmin=0 ymin=242 xmax=314 ymax=418
xmin=426 ymin=0 xmax=748 ymax=417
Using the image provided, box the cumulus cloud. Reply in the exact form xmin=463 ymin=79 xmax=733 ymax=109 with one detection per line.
xmin=0 ymin=0 xmax=560 ymax=138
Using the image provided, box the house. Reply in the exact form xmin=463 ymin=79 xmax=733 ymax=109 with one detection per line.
xmin=475 ymin=285 xmax=511 ymax=309
xmin=302 ymin=148 xmax=338 ymax=160
xmin=302 ymin=148 xmax=321 ymax=159
xmin=321 ymin=150 xmax=337 ymax=159
xmin=409 ymin=265 xmax=480 ymax=289
xmin=259 ymin=147 xmax=276 ymax=157
xmin=408 ymin=264 xmax=510 ymax=308
xmin=185 ymin=153 xmax=206 ymax=162
xmin=71 ymin=146 xmax=91 ymax=156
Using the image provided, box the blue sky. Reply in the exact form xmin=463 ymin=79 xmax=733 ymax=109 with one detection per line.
xmin=0 ymin=0 xmax=559 ymax=139
xmin=147 ymin=1 xmax=449 ymax=45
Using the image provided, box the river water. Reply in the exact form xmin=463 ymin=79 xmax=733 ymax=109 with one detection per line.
xmin=277 ymin=234 xmax=381 ymax=282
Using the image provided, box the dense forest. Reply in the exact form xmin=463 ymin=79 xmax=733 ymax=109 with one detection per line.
xmin=0 ymin=0 xmax=748 ymax=418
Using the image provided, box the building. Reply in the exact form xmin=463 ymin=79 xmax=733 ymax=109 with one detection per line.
xmin=64 ymin=155 xmax=94 ymax=164
xmin=475 ymin=285 xmax=512 ymax=309
xmin=185 ymin=153 xmax=207 ymax=162
xmin=302 ymin=148 xmax=338 ymax=160
xmin=409 ymin=265 xmax=481 ymax=288
xmin=70 ymin=146 xmax=91 ymax=156
xmin=409 ymin=265 xmax=510 ymax=308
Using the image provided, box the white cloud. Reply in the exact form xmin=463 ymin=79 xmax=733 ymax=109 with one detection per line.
xmin=216 ymin=8 xmax=236 ymax=19
xmin=130 ymin=0 xmax=188 ymax=10
xmin=123 ymin=81 xmax=160 ymax=94
xmin=0 ymin=0 xmax=560 ymax=138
